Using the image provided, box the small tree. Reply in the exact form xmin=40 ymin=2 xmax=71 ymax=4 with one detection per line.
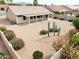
xmin=33 ymin=50 xmax=43 ymax=59
xmin=73 ymin=18 xmax=79 ymax=30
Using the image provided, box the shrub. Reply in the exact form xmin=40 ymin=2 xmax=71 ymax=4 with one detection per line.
xmin=3 ymin=30 xmax=16 ymax=41
xmin=68 ymin=20 xmax=73 ymax=22
xmin=61 ymin=41 xmax=79 ymax=59
xmin=72 ymin=33 xmax=79 ymax=45
xmin=0 ymin=53 xmax=5 ymax=59
xmin=54 ymin=11 xmax=61 ymax=14
xmin=68 ymin=29 xmax=77 ymax=38
xmin=33 ymin=50 xmax=43 ymax=59
xmin=52 ymin=37 xmax=65 ymax=51
xmin=76 ymin=15 xmax=79 ymax=18
xmin=73 ymin=18 xmax=79 ymax=29
xmin=0 ymin=26 xmax=6 ymax=31
xmin=49 ymin=28 xmax=58 ymax=32
xmin=10 ymin=38 xmax=24 ymax=50
xmin=60 ymin=18 xmax=64 ymax=20
xmin=53 ymin=17 xmax=58 ymax=19
xmin=40 ymin=30 xmax=48 ymax=35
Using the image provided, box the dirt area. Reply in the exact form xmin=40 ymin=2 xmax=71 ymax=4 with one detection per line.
xmin=0 ymin=16 xmax=11 ymax=26
xmin=6 ymin=18 xmax=75 ymax=59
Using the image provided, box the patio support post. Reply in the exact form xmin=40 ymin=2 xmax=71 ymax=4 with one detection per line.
xmin=29 ymin=17 xmax=30 ymax=24
xmin=36 ymin=16 xmax=37 ymax=22
xmin=42 ymin=15 xmax=44 ymax=21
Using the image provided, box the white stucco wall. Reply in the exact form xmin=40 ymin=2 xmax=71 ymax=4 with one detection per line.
xmin=6 ymin=8 xmax=16 ymax=22
xmin=16 ymin=16 xmax=29 ymax=24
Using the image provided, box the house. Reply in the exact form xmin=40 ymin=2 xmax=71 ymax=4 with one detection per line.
xmin=66 ymin=5 xmax=79 ymax=15
xmin=6 ymin=6 xmax=52 ymax=24
xmin=46 ymin=5 xmax=76 ymax=20
xmin=46 ymin=5 xmax=73 ymax=13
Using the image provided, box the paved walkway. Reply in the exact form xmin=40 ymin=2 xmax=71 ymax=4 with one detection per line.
xmin=0 ymin=38 xmax=12 ymax=59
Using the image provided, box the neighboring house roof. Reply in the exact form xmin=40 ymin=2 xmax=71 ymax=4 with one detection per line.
xmin=67 ymin=5 xmax=79 ymax=10
xmin=47 ymin=5 xmax=73 ymax=12
xmin=8 ymin=6 xmax=52 ymax=16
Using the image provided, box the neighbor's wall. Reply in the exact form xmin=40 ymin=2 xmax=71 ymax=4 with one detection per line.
xmin=50 ymin=48 xmax=63 ymax=59
xmin=0 ymin=31 xmax=20 ymax=59
xmin=53 ymin=14 xmax=76 ymax=20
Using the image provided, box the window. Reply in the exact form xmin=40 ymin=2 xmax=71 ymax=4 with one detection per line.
xmin=34 ymin=16 xmax=36 ymax=19
xmin=40 ymin=15 xmax=43 ymax=18
xmin=23 ymin=16 xmax=26 ymax=20
xmin=37 ymin=16 xmax=40 ymax=18
xmin=30 ymin=17 xmax=33 ymax=19
xmin=45 ymin=15 xmax=48 ymax=18
xmin=18 ymin=15 xmax=23 ymax=17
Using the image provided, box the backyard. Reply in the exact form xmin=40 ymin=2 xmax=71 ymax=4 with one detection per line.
xmin=4 ymin=18 xmax=75 ymax=59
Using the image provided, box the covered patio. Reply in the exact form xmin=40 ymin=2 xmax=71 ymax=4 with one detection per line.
xmin=16 ymin=14 xmax=49 ymax=24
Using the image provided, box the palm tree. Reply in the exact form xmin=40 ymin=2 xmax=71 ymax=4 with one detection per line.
xmin=33 ymin=0 xmax=38 ymax=6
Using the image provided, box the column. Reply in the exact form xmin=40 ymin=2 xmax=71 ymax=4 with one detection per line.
xmin=36 ymin=16 xmax=37 ymax=22
xmin=42 ymin=15 xmax=44 ymax=21
xmin=29 ymin=17 xmax=30 ymax=24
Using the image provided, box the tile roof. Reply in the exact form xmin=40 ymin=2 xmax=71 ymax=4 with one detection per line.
xmin=8 ymin=6 xmax=52 ymax=15
xmin=47 ymin=5 xmax=73 ymax=12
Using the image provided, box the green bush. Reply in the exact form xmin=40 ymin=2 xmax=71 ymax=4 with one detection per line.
xmin=40 ymin=30 xmax=48 ymax=35
xmin=60 ymin=18 xmax=64 ymax=20
xmin=73 ymin=18 xmax=79 ymax=29
xmin=54 ymin=11 xmax=61 ymax=14
xmin=52 ymin=38 xmax=65 ymax=51
xmin=10 ymin=38 xmax=24 ymax=50
xmin=0 ymin=26 xmax=6 ymax=31
xmin=53 ymin=17 xmax=58 ymax=19
xmin=61 ymin=41 xmax=79 ymax=59
xmin=49 ymin=28 xmax=58 ymax=32
xmin=33 ymin=50 xmax=43 ymax=59
xmin=68 ymin=20 xmax=73 ymax=22
xmin=72 ymin=33 xmax=79 ymax=44
xmin=0 ymin=53 xmax=5 ymax=59
xmin=3 ymin=30 xmax=16 ymax=41
xmin=76 ymin=15 xmax=79 ymax=18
